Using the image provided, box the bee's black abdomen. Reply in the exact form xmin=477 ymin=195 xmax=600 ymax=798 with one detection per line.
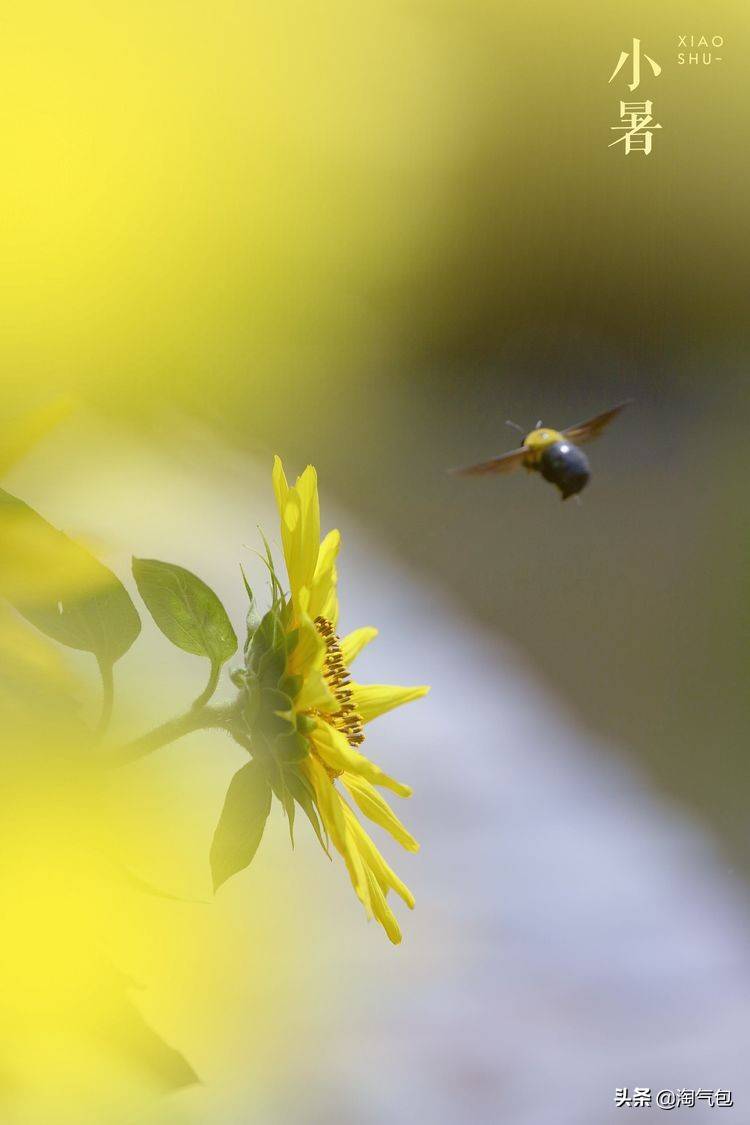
xmin=540 ymin=441 xmax=590 ymax=499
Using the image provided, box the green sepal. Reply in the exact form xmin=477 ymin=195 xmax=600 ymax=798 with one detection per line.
xmin=280 ymin=781 xmax=296 ymax=847
xmin=263 ymin=750 xmax=296 ymax=847
xmin=251 ymin=608 xmax=285 ymax=656
xmin=240 ymin=564 xmax=261 ymax=655
xmin=273 ymin=730 xmax=308 ymax=765
xmin=284 ymin=766 xmax=330 ymax=856
xmin=235 ymin=675 xmax=261 ymax=731
xmin=261 ymin=687 xmax=292 ymax=714
xmin=279 ymin=673 xmax=302 ymax=700
xmin=279 ymin=598 xmax=294 ymax=631
xmin=257 ymin=528 xmax=285 ymax=610
xmin=257 ymin=645 xmax=286 ymax=687
xmin=248 ymin=608 xmax=288 ymax=687
xmin=296 ymin=713 xmax=317 ymax=736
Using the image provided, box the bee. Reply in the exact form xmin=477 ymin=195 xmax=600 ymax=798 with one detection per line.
xmin=452 ymin=401 xmax=631 ymax=500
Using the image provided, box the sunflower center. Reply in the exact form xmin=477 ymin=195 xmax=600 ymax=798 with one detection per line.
xmin=315 ymin=615 xmax=365 ymax=749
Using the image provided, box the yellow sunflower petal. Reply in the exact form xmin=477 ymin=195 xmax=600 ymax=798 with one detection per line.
xmin=311 ymin=721 xmax=412 ymax=798
xmin=343 ymin=806 xmax=415 ymax=910
xmin=340 ymin=627 xmax=378 ymax=667
xmin=296 ymin=667 xmax=337 ymax=713
xmin=364 ymin=866 xmax=402 ymax=945
xmin=308 ymin=529 xmax=340 ymax=621
xmin=279 ymin=488 xmax=304 ymax=598
xmin=313 ymin=561 xmax=339 ymax=628
xmin=352 ymin=683 xmax=430 ymax=725
xmin=342 ymin=773 xmax=419 ymax=853
xmin=305 ymin=757 xmax=372 ymax=915
xmin=317 ymin=576 xmax=339 ymax=628
xmin=275 ymin=462 xmax=322 ymax=611
xmin=296 ymin=464 xmax=320 ymax=532
xmin=313 ymin=529 xmax=340 ymax=583
xmin=288 ymin=602 xmax=324 ymax=676
xmin=272 ymin=455 xmax=290 ymax=516
xmin=294 ymin=465 xmax=321 ymax=588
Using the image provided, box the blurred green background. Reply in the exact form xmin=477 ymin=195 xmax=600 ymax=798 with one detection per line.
xmin=2 ymin=0 xmax=750 ymax=870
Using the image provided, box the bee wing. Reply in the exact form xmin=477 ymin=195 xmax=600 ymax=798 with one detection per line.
xmin=563 ymin=400 xmax=632 ymax=445
xmin=450 ymin=445 xmax=528 ymax=477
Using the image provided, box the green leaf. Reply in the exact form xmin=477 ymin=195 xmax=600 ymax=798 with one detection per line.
xmin=0 ymin=488 xmax=141 ymax=664
xmin=108 ymin=995 xmax=200 ymax=1091
xmin=210 ymin=759 xmax=272 ymax=891
xmin=132 ymin=558 xmax=237 ymax=665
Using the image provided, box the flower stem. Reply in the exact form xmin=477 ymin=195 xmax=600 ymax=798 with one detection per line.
xmin=96 ymin=658 xmax=115 ymax=738
xmin=191 ymin=659 xmax=221 ymax=712
xmin=113 ymin=703 xmax=235 ymax=767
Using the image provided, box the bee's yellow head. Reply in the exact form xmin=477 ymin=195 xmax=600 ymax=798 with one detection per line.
xmin=523 ymin=427 xmax=564 ymax=452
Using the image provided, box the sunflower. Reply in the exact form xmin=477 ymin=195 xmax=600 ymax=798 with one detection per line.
xmin=231 ymin=457 xmax=428 ymax=944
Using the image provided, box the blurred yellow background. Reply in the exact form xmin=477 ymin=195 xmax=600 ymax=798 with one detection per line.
xmin=1 ymin=0 xmax=747 ymax=417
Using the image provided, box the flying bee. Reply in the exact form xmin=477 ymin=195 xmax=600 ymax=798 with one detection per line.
xmin=452 ymin=401 xmax=631 ymax=500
